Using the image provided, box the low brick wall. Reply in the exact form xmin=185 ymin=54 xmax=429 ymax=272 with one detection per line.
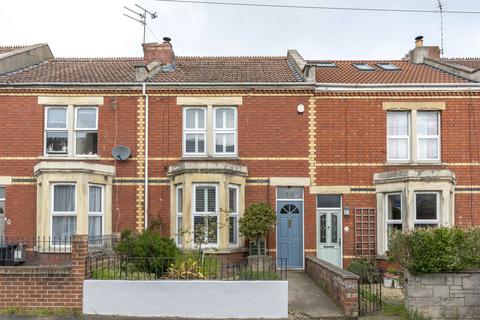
xmin=406 ymin=271 xmax=480 ymax=319
xmin=305 ymin=256 xmax=359 ymax=318
xmin=0 ymin=235 xmax=88 ymax=310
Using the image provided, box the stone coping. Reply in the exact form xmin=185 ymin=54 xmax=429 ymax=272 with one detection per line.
xmin=306 ymin=256 xmax=359 ymax=280
xmin=0 ymin=265 xmax=71 ymax=276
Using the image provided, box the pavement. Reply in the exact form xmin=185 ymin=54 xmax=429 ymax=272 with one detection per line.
xmin=288 ymin=271 xmax=345 ymax=319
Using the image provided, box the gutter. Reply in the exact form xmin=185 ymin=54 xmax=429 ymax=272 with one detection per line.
xmin=142 ymin=83 xmax=149 ymax=231
xmin=315 ymin=83 xmax=480 ymax=92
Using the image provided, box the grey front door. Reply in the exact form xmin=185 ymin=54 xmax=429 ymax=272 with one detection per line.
xmin=277 ymin=200 xmax=303 ymax=268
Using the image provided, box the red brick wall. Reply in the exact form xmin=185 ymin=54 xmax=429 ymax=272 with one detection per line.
xmin=0 ymin=235 xmax=88 ymax=310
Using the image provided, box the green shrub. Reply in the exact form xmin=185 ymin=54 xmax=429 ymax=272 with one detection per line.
xmin=389 ymin=226 xmax=480 ymax=273
xmin=115 ymin=229 xmax=180 ymax=276
xmin=239 ymin=202 xmax=276 ymax=255
xmin=347 ymin=258 xmax=380 ymax=283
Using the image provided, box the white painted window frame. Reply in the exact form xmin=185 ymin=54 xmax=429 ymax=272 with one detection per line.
xmin=387 ymin=111 xmax=410 ymax=162
xmin=213 ymin=107 xmax=237 ymax=156
xmin=44 ymin=105 xmax=99 ymax=158
xmin=384 ymin=193 xmax=403 ymax=251
xmin=387 ymin=110 xmax=442 ymax=163
xmin=50 ymin=183 xmax=77 ymax=244
xmin=175 ymin=185 xmax=183 ymax=246
xmin=88 ymin=184 xmax=104 ymax=238
xmin=74 ymin=107 xmax=99 ymax=157
xmin=416 ymin=111 xmax=441 ymax=162
xmin=414 ymin=191 xmax=441 ymax=226
xmin=192 ymin=183 xmax=219 ymax=247
xmin=228 ymin=184 xmax=239 ymax=246
xmin=183 ymin=107 xmax=207 ymax=156
xmin=44 ymin=106 xmax=69 ymax=155
xmin=0 ymin=186 xmax=5 ymax=215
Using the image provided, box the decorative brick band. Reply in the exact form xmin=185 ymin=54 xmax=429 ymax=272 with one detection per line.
xmin=308 ymin=96 xmax=317 ymax=186
xmin=135 ymin=96 xmax=146 ymax=232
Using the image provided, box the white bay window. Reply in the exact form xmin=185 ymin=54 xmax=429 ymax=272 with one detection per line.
xmin=375 ymin=170 xmax=455 ymax=256
xmin=88 ymin=185 xmax=104 ymax=238
xmin=229 ymin=185 xmax=239 ymax=246
xmin=51 ymin=184 xmax=76 ymax=243
xmin=414 ymin=192 xmax=440 ymax=228
xmin=193 ymin=185 xmax=218 ymax=246
xmin=176 ymin=185 xmax=183 ymax=246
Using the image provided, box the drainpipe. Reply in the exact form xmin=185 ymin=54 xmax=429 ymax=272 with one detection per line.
xmin=142 ymin=83 xmax=149 ymax=231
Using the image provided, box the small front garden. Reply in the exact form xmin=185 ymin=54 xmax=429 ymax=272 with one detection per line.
xmin=88 ymin=202 xmax=283 ymax=281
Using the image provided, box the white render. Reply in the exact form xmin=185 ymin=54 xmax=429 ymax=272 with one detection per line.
xmin=83 ymin=280 xmax=288 ymax=319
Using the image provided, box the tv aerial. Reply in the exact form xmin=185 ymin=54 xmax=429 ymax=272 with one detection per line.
xmin=123 ymin=4 xmax=158 ymax=45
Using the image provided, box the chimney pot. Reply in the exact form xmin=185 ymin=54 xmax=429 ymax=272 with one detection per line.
xmin=415 ymin=35 xmax=424 ymax=47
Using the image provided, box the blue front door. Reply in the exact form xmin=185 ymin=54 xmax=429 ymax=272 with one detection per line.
xmin=277 ymin=200 xmax=303 ymax=268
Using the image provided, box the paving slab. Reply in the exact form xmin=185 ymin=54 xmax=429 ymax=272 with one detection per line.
xmin=288 ymin=271 xmax=345 ymax=319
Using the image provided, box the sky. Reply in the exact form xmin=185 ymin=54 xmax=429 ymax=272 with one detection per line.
xmin=1 ymin=0 xmax=480 ymax=60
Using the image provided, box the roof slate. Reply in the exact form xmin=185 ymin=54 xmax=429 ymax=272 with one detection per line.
xmin=311 ymin=60 xmax=471 ymax=84
xmin=0 ymin=56 xmax=303 ymax=84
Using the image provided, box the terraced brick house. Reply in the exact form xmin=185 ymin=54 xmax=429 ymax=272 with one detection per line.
xmin=0 ymin=36 xmax=479 ymax=269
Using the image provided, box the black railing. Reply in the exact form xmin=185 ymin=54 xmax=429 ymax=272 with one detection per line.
xmin=86 ymin=255 xmax=287 ymax=281
xmin=0 ymin=236 xmax=72 ymax=266
xmin=358 ymin=273 xmax=382 ymax=316
xmin=88 ymin=234 xmax=118 ymax=254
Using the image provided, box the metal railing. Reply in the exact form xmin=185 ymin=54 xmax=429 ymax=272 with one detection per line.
xmin=358 ymin=272 xmax=382 ymax=316
xmin=0 ymin=236 xmax=72 ymax=266
xmin=86 ymin=255 xmax=287 ymax=281
xmin=88 ymin=235 xmax=118 ymax=255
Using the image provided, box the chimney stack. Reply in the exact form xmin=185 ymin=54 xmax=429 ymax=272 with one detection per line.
xmin=407 ymin=36 xmax=440 ymax=64
xmin=143 ymin=37 xmax=175 ymax=66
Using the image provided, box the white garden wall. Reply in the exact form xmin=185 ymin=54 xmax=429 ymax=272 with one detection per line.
xmin=83 ymin=280 xmax=288 ymax=319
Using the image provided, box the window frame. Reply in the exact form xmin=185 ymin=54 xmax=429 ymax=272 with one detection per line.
xmin=44 ymin=105 xmax=99 ymax=158
xmin=213 ymin=106 xmax=238 ymax=156
xmin=387 ymin=111 xmax=411 ymax=162
xmin=183 ymin=107 xmax=207 ymax=156
xmin=175 ymin=185 xmax=183 ymax=246
xmin=50 ymin=183 xmax=77 ymax=244
xmin=88 ymin=184 xmax=104 ymax=239
xmin=44 ymin=106 xmax=69 ymax=155
xmin=416 ymin=111 xmax=441 ymax=162
xmin=414 ymin=191 xmax=440 ymax=226
xmin=192 ymin=183 xmax=219 ymax=247
xmin=384 ymin=193 xmax=403 ymax=251
xmin=228 ymin=184 xmax=239 ymax=246
xmin=74 ymin=106 xmax=99 ymax=156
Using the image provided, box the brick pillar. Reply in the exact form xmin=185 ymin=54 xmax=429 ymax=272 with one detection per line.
xmin=71 ymin=234 xmax=89 ymax=309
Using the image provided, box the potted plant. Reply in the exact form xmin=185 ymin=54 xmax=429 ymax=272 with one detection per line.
xmin=239 ymin=202 xmax=276 ymax=258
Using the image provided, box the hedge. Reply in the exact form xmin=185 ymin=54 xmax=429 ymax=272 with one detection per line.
xmin=388 ymin=226 xmax=480 ymax=273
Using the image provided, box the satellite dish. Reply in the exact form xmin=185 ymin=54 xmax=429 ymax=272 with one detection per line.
xmin=112 ymin=145 xmax=131 ymax=161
